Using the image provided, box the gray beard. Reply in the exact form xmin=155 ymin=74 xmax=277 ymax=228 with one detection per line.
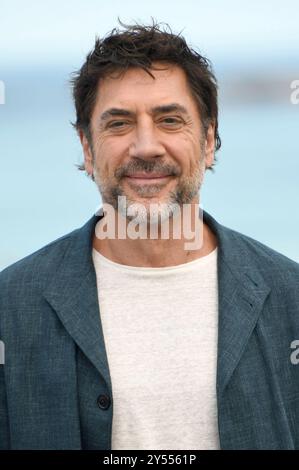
xmin=92 ymin=151 xmax=205 ymax=226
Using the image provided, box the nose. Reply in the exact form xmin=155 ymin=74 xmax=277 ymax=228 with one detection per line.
xmin=128 ymin=121 xmax=166 ymax=160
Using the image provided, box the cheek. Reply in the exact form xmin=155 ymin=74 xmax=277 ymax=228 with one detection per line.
xmin=93 ymin=140 xmax=115 ymax=175
xmin=95 ymin=137 xmax=127 ymax=164
xmin=167 ymin=136 xmax=199 ymax=169
xmin=166 ymin=135 xmax=190 ymax=155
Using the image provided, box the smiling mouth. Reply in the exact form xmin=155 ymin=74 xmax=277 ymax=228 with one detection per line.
xmin=124 ymin=175 xmax=173 ymax=184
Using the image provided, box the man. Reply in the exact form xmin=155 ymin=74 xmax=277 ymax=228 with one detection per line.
xmin=0 ymin=21 xmax=299 ymax=451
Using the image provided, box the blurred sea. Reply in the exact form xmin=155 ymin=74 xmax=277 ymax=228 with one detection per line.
xmin=0 ymin=66 xmax=298 ymax=270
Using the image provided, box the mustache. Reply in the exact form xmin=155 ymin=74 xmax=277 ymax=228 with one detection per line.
xmin=115 ymin=161 xmax=181 ymax=179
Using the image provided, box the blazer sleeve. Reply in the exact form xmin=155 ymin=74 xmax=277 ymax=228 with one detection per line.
xmin=0 ymin=283 xmax=10 ymax=449
xmin=0 ymin=363 xmax=10 ymax=449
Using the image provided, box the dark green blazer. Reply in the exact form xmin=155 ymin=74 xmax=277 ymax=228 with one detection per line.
xmin=1 ymin=210 xmax=299 ymax=449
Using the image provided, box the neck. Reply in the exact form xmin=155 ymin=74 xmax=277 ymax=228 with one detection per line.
xmin=92 ymin=202 xmax=218 ymax=268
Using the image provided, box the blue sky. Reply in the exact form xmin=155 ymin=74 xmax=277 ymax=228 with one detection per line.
xmin=1 ymin=0 xmax=299 ymax=69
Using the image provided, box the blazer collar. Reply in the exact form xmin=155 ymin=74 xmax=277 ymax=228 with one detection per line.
xmin=43 ymin=208 xmax=271 ymax=399
xmin=203 ymin=211 xmax=271 ymax=398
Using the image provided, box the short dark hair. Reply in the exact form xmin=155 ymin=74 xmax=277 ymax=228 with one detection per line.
xmin=71 ymin=19 xmax=221 ymax=173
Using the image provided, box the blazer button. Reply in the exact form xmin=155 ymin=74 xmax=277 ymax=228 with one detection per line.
xmin=97 ymin=394 xmax=111 ymax=410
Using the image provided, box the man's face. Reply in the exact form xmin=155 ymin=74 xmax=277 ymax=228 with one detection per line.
xmin=81 ymin=62 xmax=215 ymax=223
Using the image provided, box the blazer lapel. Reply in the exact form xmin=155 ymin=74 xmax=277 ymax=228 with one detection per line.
xmin=203 ymin=211 xmax=271 ymax=399
xmin=43 ymin=212 xmax=112 ymax=389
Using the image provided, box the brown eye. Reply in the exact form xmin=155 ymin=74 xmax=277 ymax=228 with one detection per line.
xmin=108 ymin=121 xmax=128 ymax=128
xmin=161 ymin=117 xmax=183 ymax=126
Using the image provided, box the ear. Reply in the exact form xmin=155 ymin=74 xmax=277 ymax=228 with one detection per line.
xmin=204 ymin=122 xmax=216 ymax=169
xmin=79 ymin=129 xmax=94 ymax=177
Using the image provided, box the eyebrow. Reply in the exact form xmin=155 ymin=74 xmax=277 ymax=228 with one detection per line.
xmin=98 ymin=103 xmax=189 ymax=124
